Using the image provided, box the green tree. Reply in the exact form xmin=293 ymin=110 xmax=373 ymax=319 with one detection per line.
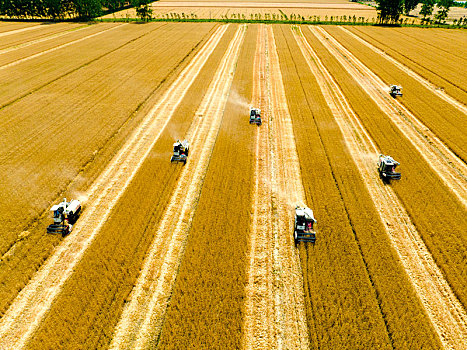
xmin=376 ymin=0 xmax=404 ymax=23
xmin=420 ymin=0 xmax=436 ymax=22
xmin=404 ymin=0 xmax=419 ymax=14
xmin=435 ymin=0 xmax=454 ymax=23
xmin=73 ymin=0 xmax=102 ymax=19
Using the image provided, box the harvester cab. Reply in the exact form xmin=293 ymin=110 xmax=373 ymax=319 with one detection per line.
xmin=47 ymin=198 xmax=81 ymax=235
xmin=249 ymin=107 xmax=262 ymax=126
xmin=378 ymin=154 xmax=401 ymax=182
xmin=171 ymin=139 xmax=189 ymax=165
xmin=294 ymin=205 xmax=316 ymax=244
xmin=389 ymin=85 xmax=403 ymax=98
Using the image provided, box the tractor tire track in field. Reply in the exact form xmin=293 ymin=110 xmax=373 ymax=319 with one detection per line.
xmin=243 ymin=24 xmax=309 ymax=350
xmin=0 ymin=24 xmax=91 ymax=56
xmin=0 ymin=24 xmax=42 ymax=38
xmin=310 ymin=26 xmax=467 ymax=208
xmin=0 ymin=24 xmax=228 ymax=350
xmin=296 ymin=27 xmax=467 ymax=350
xmin=0 ymin=23 xmax=125 ymax=71
xmin=338 ymin=26 xmax=467 ymax=115
xmin=108 ymin=24 xmax=245 ymax=350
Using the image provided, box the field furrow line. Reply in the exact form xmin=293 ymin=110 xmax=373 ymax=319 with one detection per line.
xmin=108 ymin=24 xmax=245 ymax=350
xmin=310 ymin=26 xmax=467 ymax=208
xmin=0 ymin=25 xmax=42 ymax=38
xmin=0 ymin=25 xmax=91 ymax=55
xmin=338 ymin=26 xmax=467 ymax=115
xmin=0 ymin=24 xmax=228 ymax=350
xmin=244 ymin=24 xmax=309 ymax=350
xmin=243 ymin=23 xmax=275 ymax=349
xmin=0 ymin=24 xmax=126 ymax=71
xmin=296 ymin=27 xmax=467 ymax=350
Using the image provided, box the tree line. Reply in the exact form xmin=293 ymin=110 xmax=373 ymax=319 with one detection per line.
xmin=376 ymin=0 xmax=456 ymax=24
xmin=0 ymin=0 xmax=152 ymax=20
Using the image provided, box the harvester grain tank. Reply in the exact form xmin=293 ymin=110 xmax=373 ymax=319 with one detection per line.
xmin=249 ymin=107 xmax=262 ymax=125
xmin=294 ymin=205 xmax=316 ymax=244
xmin=377 ymin=154 xmax=401 ymax=182
xmin=47 ymin=198 xmax=81 ymax=235
xmin=389 ymin=85 xmax=403 ymax=98
xmin=171 ymin=140 xmax=189 ymax=165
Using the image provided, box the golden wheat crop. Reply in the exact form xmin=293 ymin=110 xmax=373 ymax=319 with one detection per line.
xmin=0 ymin=22 xmax=216 ymax=317
xmin=347 ymin=26 xmax=467 ymax=105
xmin=302 ymin=26 xmax=467 ymax=309
xmin=24 ymin=24 xmax=233 ymax=350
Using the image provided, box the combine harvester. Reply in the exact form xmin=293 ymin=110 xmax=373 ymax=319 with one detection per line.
xmin=171 ymin=140 xmax=189 ymax=165
xmin=47 ymin=198 xmax=81 ymax=235
xmin=377 ymin=154 xmax=401 ymax=183
xmin=389 ymin=85 xmax=403 ymax=98
xmin=294 ymin=205 xmax=317 ymax=245
xmin=249 ymin=107 xmax=262 ymax=126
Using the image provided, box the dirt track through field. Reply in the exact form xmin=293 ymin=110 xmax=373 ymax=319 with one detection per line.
xmin=0 ymin=25 xmax=91 ymax=55
xmin=338 ymin=26 xmax=467 ymax=115
xmin=295 ymin=26 xmax=467 ymax=350
xmin=310 ymin=26 xmax=467 ymax=208
xmin=243 ymin=24 xmax=309 ymax=350
xmin=0 ymin=24 xmax=227 ymax=350
xmin=0 ymin=24 xmax=125 ymax=71
xmin=108 ymin=24 xmax=244 ymax=350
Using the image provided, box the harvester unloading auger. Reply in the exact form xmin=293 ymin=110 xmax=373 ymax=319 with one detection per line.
xmin=378 ymin=154 xmax=401 ymax=182
xmin=47 ymin=198 xmax=81 ymax=235
xmin=294 ymin=205 xmax=317 ymax=244
xmin=171 ymin=140 xmax=189 ymax=165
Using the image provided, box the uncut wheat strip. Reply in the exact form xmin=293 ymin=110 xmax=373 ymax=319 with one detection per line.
xmin=296 ymin=26 xmax=467 ymax=350
xmin=0 ymin=23 xmax=125 ymax=71
xmin=311 ymin=26 xmax=467 ymax=209
xmin=0 ymin=24 xmax=227 ymax=350
xmin=243 ymin=23 xmax=275 ymax=350
xmin=338 ymin=27 xmax=467 ymax=115
xmin=108 ymin=24 xmax=244 ymax=350
xmin=0 ymin=24 xmax=91 ymax=55
xmin=267 ymin=24 xmax=309 ymax=349
xmin=0 ymin=24 xmax=42 ymax=38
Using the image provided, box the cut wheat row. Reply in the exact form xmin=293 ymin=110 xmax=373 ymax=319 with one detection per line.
xmin=108 ymin=24 xmax=245 ymax=350
xmin=0 ymin=24 xmax=228 ymax=350
xmin=296 ymin=26 xmax=467 ymax=350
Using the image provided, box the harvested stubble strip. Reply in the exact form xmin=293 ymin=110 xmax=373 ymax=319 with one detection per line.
xmin=346 ymin=26 xmax=467 ymax=105
xmin=302 ymin=27 xmax=467 ymax=309
xmin=157 ymin=25 xmax=257 ymax=349
xmin=292 ymin=26 xmax=442 ymax=349
xmin=0 ymin=23 xmax=217 ymax=318
xmin=274 ymin=24 xmax=390 ymax=349
xmin=24 ymin=24 xmax=236 ymax=350
xmin=323 ymin=26 xmax=467 ymax=163
xmin=0 ymin=22 xmax=84 ymax=50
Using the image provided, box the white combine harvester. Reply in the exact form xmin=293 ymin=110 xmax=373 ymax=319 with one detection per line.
xmin=294 ymin=205 xmax=317 ymax=244
xmin=170 ymin=139 xmax=189 ymax=165
xmin=249 ymin=107 xmax=262 ymax=126
xmin=47 ymin=198 xmax=81 ymax=235
xmin=389 ymin=85 xmax=403 ymax=98
xmin=377 ymin=154 xmax=401 ymax=183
